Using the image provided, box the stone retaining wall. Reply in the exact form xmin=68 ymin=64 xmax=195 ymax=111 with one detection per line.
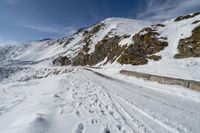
xmin=120 ymin=70 xmax=200 ymax=91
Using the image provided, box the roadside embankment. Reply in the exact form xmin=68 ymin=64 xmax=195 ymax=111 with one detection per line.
xmin=120 ymin=70 xmax=200 ymax=91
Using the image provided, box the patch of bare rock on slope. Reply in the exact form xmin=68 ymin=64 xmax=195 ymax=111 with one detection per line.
xmin=52 ymin=12 xmax=200 ymax=68
xmin=174 ymin=25 xmax=200 ymax=58
xmin=53 ymin=22 xmax=169 ymax=66
xmin=117 ymin=26 xmax=168 ymax=65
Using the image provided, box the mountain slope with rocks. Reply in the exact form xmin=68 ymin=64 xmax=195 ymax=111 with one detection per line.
xmin=1 ymin=12 xmax=200 ymax=81
xmin=1 ymin=12 xmax=200 ymax=133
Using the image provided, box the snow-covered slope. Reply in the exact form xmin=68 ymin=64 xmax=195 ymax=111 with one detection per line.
xmin=0 ymin=32 xmax=85 ymax=66
xmin=87 ymin=18 xmax=150 ymax=54
xmin=0 ymin=12 xmax=200 ymax=81
xmin=1 ymin=12 xmax=200 ymax=133
xmin=104 ymin=13 xmax=200 ymax=81
xmin=0 ymin=18 xmax=149 ymax=65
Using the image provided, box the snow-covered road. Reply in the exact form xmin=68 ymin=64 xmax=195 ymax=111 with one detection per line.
xmin=81 ymin=69 xmax=200 ymax=133
xmin=0 ymin=68 xmax=200 ymax=133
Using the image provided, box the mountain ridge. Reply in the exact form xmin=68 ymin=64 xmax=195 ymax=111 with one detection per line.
xmin=0 ymin=12 xmax=200 ymax=81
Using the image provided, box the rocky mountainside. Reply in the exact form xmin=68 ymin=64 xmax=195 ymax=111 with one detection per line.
xmin=1 ymin=12 xmax=200 ymax=133
xmin=0 ymin=12 xmax=200 ymax=80
xmin=51 ymin=12 xmax=200 ymax=67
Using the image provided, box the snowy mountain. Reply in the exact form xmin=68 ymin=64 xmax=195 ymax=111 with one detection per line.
xmin=0 ymin=12 xmax=200 ymax=133
xmin=0 ymin=12 xmax=200 ymax=80
xmin=0 ymin=18 xmax=150 ymax=65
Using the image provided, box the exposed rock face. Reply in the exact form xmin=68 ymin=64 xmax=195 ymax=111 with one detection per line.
xmin=72 ymin=26 xmax=168 ymax=66
xmin=192 ymin=20 xmax=200 ymax=25
xmin=63 ymin=37 xmax=74 ymax=46
xmin=117 ymin=27 xmax=168 ymax=65
xmin=155 ymin=23 xmax=165 ymax=27
xmin=175 ymin=12 xmax=200 ymax=22
xmin=72 ymin=23 xmax=106 ymax=66
xmin=174 ymin=26 xmax=200 ymax=58
xmin=90 ymin=35 xmax=124 ymax=65
xmin=52 ymin=13 xmax=200 ymax=67
xmin=72 ymin=35 xmax=124 ymax=66
xmin=53 ymin=23 xmax=106 ymax=66
xmin=53 ymin=56 xmax=71 ymax=66
xmin=53 ymin=25 xmax=169 ymax=66
xmin=147 ymin=55 xmax=162 ymax=61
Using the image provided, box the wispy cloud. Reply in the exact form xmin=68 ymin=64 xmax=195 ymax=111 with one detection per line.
xmin=137 ymin=0 xmax=200 ymax=22
xmin=4 ymin=0 xmax=18 ymax=4
xmin=0 ymin=35 xmax=18 ymax=45
xmin=0 ymin=23 xmax=76 ymax=45
xmin=21 ymin=24 xmax=61 ymax=33
xmin=15 ymin=22 xmax=76 ymax=36
xmin=63 ymin=26 xmax=76 ymax=35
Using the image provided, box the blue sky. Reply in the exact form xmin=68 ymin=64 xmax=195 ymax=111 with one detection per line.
xmin=0 ymin=0 xmax=199 ymax=44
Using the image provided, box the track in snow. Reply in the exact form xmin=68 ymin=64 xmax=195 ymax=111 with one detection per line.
xmin=0 ymin=68 xmax=200 ymax=133
xmin=81 ymin=68 xmax=200 ymax=133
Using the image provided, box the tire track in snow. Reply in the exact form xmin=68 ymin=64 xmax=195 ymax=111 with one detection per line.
xmin=79 ymin=71 xmax=135 ymax=132
xmin=115 ymin=95 xmax=185 ymax=133
xmin=81 ymin=70 xmax=154 ymax=133
xmin=81 ymin=69 xmax=199 ymax=133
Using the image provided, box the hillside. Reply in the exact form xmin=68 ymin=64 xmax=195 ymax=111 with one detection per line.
xmin=1 ymin=12 xmax=200 ymax=133
xmin=0 ymin=12 xmax=200 ymax=81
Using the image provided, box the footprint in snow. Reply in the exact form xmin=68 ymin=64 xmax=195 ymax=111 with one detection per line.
xmin=54 ymin=93 xmax=61 ymax=98
xmin=75 ymin=110 xmax=81 ymax=116
xmin=76 ymin=123 xmax=84 ymax=133
xmin=116 ymin=125 xmax=122 ymax=131
xmin=29 ymin=113 xmax=49 ymax=133
xmin=103 ymin=127 xmax=110 ymax=133
xmin=91 ymin=119 xmax=98 ymax=124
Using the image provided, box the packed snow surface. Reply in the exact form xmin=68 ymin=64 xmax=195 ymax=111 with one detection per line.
xmin=0 ymin=68 xmax=200 ymax=133
xmin=0 ymin=15 xmax=200 ymax=133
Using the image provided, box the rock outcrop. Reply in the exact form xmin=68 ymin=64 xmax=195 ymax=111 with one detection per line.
xmin=52 ymin=13 xmax=200 ymax=67
xmin=175 ymin=12 xmax=200 ymax=22
xmin=72 ymin=35 xmax=124 ymax=66
xmin=53 ymin=55 xmax=71 ymax=66
xmin=174 ymin=25 xmax=200 ymax=58
xmin=117 ymin=27 xmax=168 ymax=65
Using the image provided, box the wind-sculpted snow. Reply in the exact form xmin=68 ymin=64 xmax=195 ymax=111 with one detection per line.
xmin=0 ymin=66 xmax=74 ymax=83
xmin=0 ymin=69 xmax=133 ymax=133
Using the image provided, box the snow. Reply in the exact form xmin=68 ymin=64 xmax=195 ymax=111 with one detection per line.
xmin=0 ymin=31 xmax=85 ymax=66
xmin=80 ymin=69 xmax=200 ymax=132
xmin=0 ymin=68 xmax=133 ymax=133
xmin=1 ymin=68 xmax=200 ymax=133
xmin=158 ymin=14 xmax=200 ymax=59
xmin=101 ymin=14 xmax=200 ymax=81
xmin=0 ymin=14 xmax=200 ymax=133
xmin=102 ymin=18 xmax=150 ymax=36
xmin=88 ymin=18 xmax=150 ymax=53
xmin=119 ymin=37 xmax=132 ymax=46
xmin=1 ymin=15 xmax=199 ymax=81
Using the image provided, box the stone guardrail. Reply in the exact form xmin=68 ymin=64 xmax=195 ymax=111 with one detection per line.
xmin=120 ymin=70 xmax=200 ymax=91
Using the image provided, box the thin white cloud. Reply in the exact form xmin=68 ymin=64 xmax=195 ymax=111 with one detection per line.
xmin=0 ymin=35 xmax=18 ymax=45
xmin=0 ymin=21 xmax=77 ymax=45
xmin=63 ymin=26 xmax=76 ymax=35
xmin=16 ymin=23 xmax=76 ymax=36
xmin=21 ymin=24 xmax=61 ymax=33
xmin=137 ymin=0 xmax=200 ymax=22
xmin=4 ymin=0 xmax=18 ymax=4
xmin=0 ymin=24 xmax=76 ymax=45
